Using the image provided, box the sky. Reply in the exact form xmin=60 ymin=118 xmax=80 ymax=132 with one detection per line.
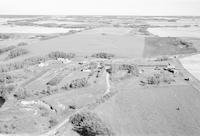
xmin=0 ymin=0 xmax=199 ymax=16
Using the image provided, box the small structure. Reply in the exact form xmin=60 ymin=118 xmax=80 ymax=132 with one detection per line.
xmin=21 ymin=100 xmax=57 ymax=112
xmin=105 ymin=65 xmax=112 ymax=74
xmin=81 ymin=64 xmax=92 ymax=73
xmin=163 ymin=64 xmax=176 ymax=73
xmin=38 ymin=62 xmax=49 ymax=67
xmin=57 ymin=103 xmax=66 ymax=110
xmin=57 ymin=58 xmax=71 ymax=64
xmin=184 ymin=78 xmax=190 ymax=81
xmin=139 ymin=69 xmax=144 ymax=74
xmin=78 ymin=61 xmax=88 ymax=65
xmin=82 ymin=69 xmax=91 ymax=73
xmin=167 ymin=64 xmax=176 ymax=69
xmin=154 ymin=66 xmax=161 ymax=70
xmin=140 ymin=80 xmax=146 ymax=86
xmin=69 ymin=105 xmax=76 ymax=110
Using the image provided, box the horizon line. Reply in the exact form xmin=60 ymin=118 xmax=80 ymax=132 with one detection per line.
xmin=0 ymin=14 xmax=200 ymax=17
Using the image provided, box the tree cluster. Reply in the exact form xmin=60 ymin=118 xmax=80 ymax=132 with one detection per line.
xmin=70 ymin=111 xmax=113 ymax=136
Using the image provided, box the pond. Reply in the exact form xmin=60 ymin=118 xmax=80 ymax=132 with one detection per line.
xmin=34 ymin=20 xmax=85 ymax=25
xmin=0 ymin=17 xmax=31 ymax=24
xmin=0 ymin=25 xmax=81 ymax=34
xmin=147 ymin=19 xmax=200 ymax=27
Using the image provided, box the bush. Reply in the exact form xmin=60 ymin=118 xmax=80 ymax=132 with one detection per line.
xmin=62 ymin=78 xmax=88 ymax=90
xmin=69 ymin=105 xmax=76 ymax=110
xmin=0 ymin=74 xmax=13 ymax=84
xmin=0 ymin=56 xmax=47 ymax=73
xmin=162 ymin=73 xmax=175 ymax=84
xmin=119 ymin=64 xmax=139 ymax=74
xmin=89 ymin=62 xmax=98 ymax=70
xmin=179 ymin=40 xmax=192 ymax=48
xmin=91 ymin=52 xmax=114 ymax=59
xmin=46 ymin=75 xmax=64 ymax=86
xmin=23 ymin=56 xmax=47 ymax=65
xmin=48 ymin=51 xmax=75 ymax=59
xmin=5 ymin=85 xmax=15 ymax=94
xmin=48 ymin=118 xmax=58 ymax=129
xmin=17 ymin=42 xmax=28 ymax=46
xmin=8 ymin=48 xmax=29 ymax=59
xmin=0 ymin=85 xmax=15 ymax=98
xmin=147 ymin=76 xmax=160 ymax=85
xmin=46 ymin=86 xmax=58 ymax=95
xmin=0 ymin=96 xmax=5 ymax=108
xmin=69 ymin=111 xmax=113 ymax=136
xmin=65 ymin=52 xmax=76 ymax=59
xmin=33 ymin=86 xmax=58 ymax=98
xmin=155 ymin=56 xmax=169 ymax=61
xmin=145 ymin=72 xmax=175 ymax=85
xmin=0 ymin=46 xmax=16 ymax=55
xmin=13 ymin=88 xmax=29 ymax=100
xmin=61 ymin=83 xmax=69 ymax=90
xmin=107 ymin=64 xmax=139 ymax=76
xmin=0 ymin=62 xmax=24 ymax=72
xmin=69 ymin=78 xmax=88 ymax=89
xmin=0 ymin=34 xmax=10 ymax=39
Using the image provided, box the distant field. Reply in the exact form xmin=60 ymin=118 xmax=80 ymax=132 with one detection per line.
xmin=143 ymin=37 xmax=197 ymax=57
xmin=148 ymin=27 xmax=200 ymax=38
xmin=23 ymin=27 xmax=144 ymax=58
xmin=0 ymin=27 xmax=146 ymax=64
xmin=185 ymin=38 xmax=200 ymax=51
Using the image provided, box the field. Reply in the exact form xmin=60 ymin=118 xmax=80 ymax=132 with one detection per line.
xmin=0 ymin=58 xmax=108 ymax=134
xmin=94 ymin=80 xmax=200 ymax=136
xmin=180 ymin=54 xmax=200 ymax=81
xmin=143 ymin=37 xmax=197 ymax=58
xmin=0 ymin=27 xmax=145 ymax=65
xmin=1 ymin=16 xmax=200 ymax=136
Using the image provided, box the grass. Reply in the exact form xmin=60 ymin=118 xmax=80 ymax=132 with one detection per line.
xmin=17 ymin=42 xmax=28 ymax=46
xmin=48 ymin=51 xmax=75 ymax=60
xmin=0 ymin=84 xmax=15 ymax=99
xmin=62 ymin=77 xmax=88 ymax=90
xmin=0 ymin=34 xmax=11 ymax=40
xmin=13 ymin=88 xmax=29 ymax=100
xmin=143 ymin=37 xmax=197 ymax=57
xmin=0 ymin=56 xmax=47 ymax=73
xmin=140 ymin=71 xmax=175 ymax=86
xmin=7 ymin=48 xmax=29 ymax=59
xmin=46 ymin=75 xmax=65 ymax=86
xmin=0 ymin=74 xmax=14 ymax=84
xmin=0 ymin=51 xmax=74 ymax=73
xmin=91 ymin=52 xmax=115 ymax=59
xmin=0 ymin=46 xmax=16 ymax=55
xmin=107 ymin=63 xmax=139 ymax=81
